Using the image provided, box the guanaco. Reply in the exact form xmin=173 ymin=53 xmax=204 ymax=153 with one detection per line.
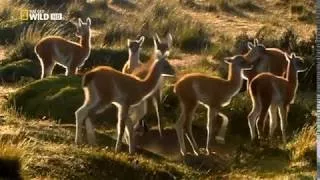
xmin=35 ymin=18 xmax=91 ymax=79
xmin=128 ymin=33 xmax=173 ymax=137
xmin=244 ymin=39 xmax=289 ymax=134
xmin=174 ymin=55 xmax=252 ymax=156
xmin=248 ymin=53 xmax=306 ymax=144
xmin=75 ymin=50 xmax=175 ymax=154
xmin=122 ymin=36 xmax=145 ymax=74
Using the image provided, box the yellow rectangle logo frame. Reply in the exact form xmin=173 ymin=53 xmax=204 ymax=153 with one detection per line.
xmin=20 ymin=10 xmax=29 ymax=20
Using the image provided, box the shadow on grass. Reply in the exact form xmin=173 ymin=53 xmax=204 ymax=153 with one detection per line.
xmin=0 ymin=158 xmax=22 ymax=180
xmin=232 ymin=144 xmax=290 ymax=173
xmin=110 ymin=0 xmax=137 ymax=10
xmin=235 ymin=1 xmax=264 ymax=13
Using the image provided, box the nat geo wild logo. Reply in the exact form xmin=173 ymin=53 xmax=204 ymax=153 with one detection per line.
xmin=20 ymin=9 xmax=63 ymax=21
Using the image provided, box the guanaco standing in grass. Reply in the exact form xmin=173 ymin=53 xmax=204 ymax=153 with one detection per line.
xmin=122 ymin=36 xmax=145 ymax=74
xmin=244 ymin=39 xmax=289 ymax=135
xmin=126 ymin=34 xmax=173 ymax=137
xmin=75 ymin=49 xmax=175 ymax=154
xmin=121 ymin=36 xmax=148 ymax=136
xmin=174 ymin=55 xmax=252 ymax=156
xmin=34 ymin=18 xmax=91 ymax=79
xmin=248 ymin=53 xmax=307 ymax=144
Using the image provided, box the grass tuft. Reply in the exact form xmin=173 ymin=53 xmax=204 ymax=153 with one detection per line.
xmin=287 ymin=123 xmax=316 ymax=166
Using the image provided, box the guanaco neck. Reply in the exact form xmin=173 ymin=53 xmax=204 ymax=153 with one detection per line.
xmin=286 ymin=59 xmax=298 ymax=101
xmin=139 ymin=60 xmax=162 ymax=98
xmin=80 ymin=31 xmax=91 ymax=50
xmin=226 ymin=63 xmax=244 ymax=94
xmin=128 ymin=49 xmax=140 ymax=69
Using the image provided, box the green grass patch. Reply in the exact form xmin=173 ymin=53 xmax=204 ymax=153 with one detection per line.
xmin=7 ymin=76 xmax=83 ymax=123
xmin=287 ymin=123 xmax=316 ymax=167
xmin=0 ymin=59 xmax=40 ymax=83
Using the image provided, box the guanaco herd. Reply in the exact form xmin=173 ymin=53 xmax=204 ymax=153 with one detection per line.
xmin=34 ymin=18 xmax=307 ymax=156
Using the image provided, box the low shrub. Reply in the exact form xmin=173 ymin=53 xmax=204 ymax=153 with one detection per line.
xmin=7 ymin=76 xmax=83 ymax=123
xmin=0 ymin=20 xmax=30 ymax=45
xmin=0 ymin=59 xmax=40 ymax=83
xmin=82 ymin=47 xmax=150 ymax=72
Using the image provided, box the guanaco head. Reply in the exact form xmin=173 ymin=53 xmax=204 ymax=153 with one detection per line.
xmin=246 ymin=38 xmax=266 ymax=64
xmin=288 ymin=53 xmax=307 ymax=72
xmin=157 ymin=57 xmax=176 ymax=77
xmin=128 ymin=36 xmax=145 ymax=54
xmin=224 ymin=55 xmax=253 ymax=70
xmin=76 ymin=18 xmax=91 ymax=37
xmin=153 ymin=33 xmax=173 ymax=59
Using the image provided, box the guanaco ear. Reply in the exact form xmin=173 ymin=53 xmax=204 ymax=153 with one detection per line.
xmin=138 ymin=36 xmax=145 ymax=46
xmin=254 ymin=38 xmax=259 ymax=46
xmin=78 ymin=18 xmax=83 ymax=26
xmin=167 ymin=33 xmax=173 ymax=48
xmin=155 ymin=33 xmax=161 ymax=44
xmin=127 ymin=39 xmax=131 ymax=47
xmin=86 ymin=18 xmax=91 ymax=26
xmin=247 ymin=42 xmax=254 ymax=50
xmin=224 ymin=57 xmax=233 ymax=64
xmin=290 ymin=52 xmax=296 ymax=59
xmin=153 ymin=36 xmax=158 ymax=50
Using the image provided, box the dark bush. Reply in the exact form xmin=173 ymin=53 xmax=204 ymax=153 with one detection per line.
xmin=81 ymin=47 xmax=150 ymax=72
xmin=8 ymin=41 xmax=37 ymax=61
xmin=0 ymin=59 xmax=40 ymax=83
xmin=0 ymin=21 xmax=30 ymax=45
